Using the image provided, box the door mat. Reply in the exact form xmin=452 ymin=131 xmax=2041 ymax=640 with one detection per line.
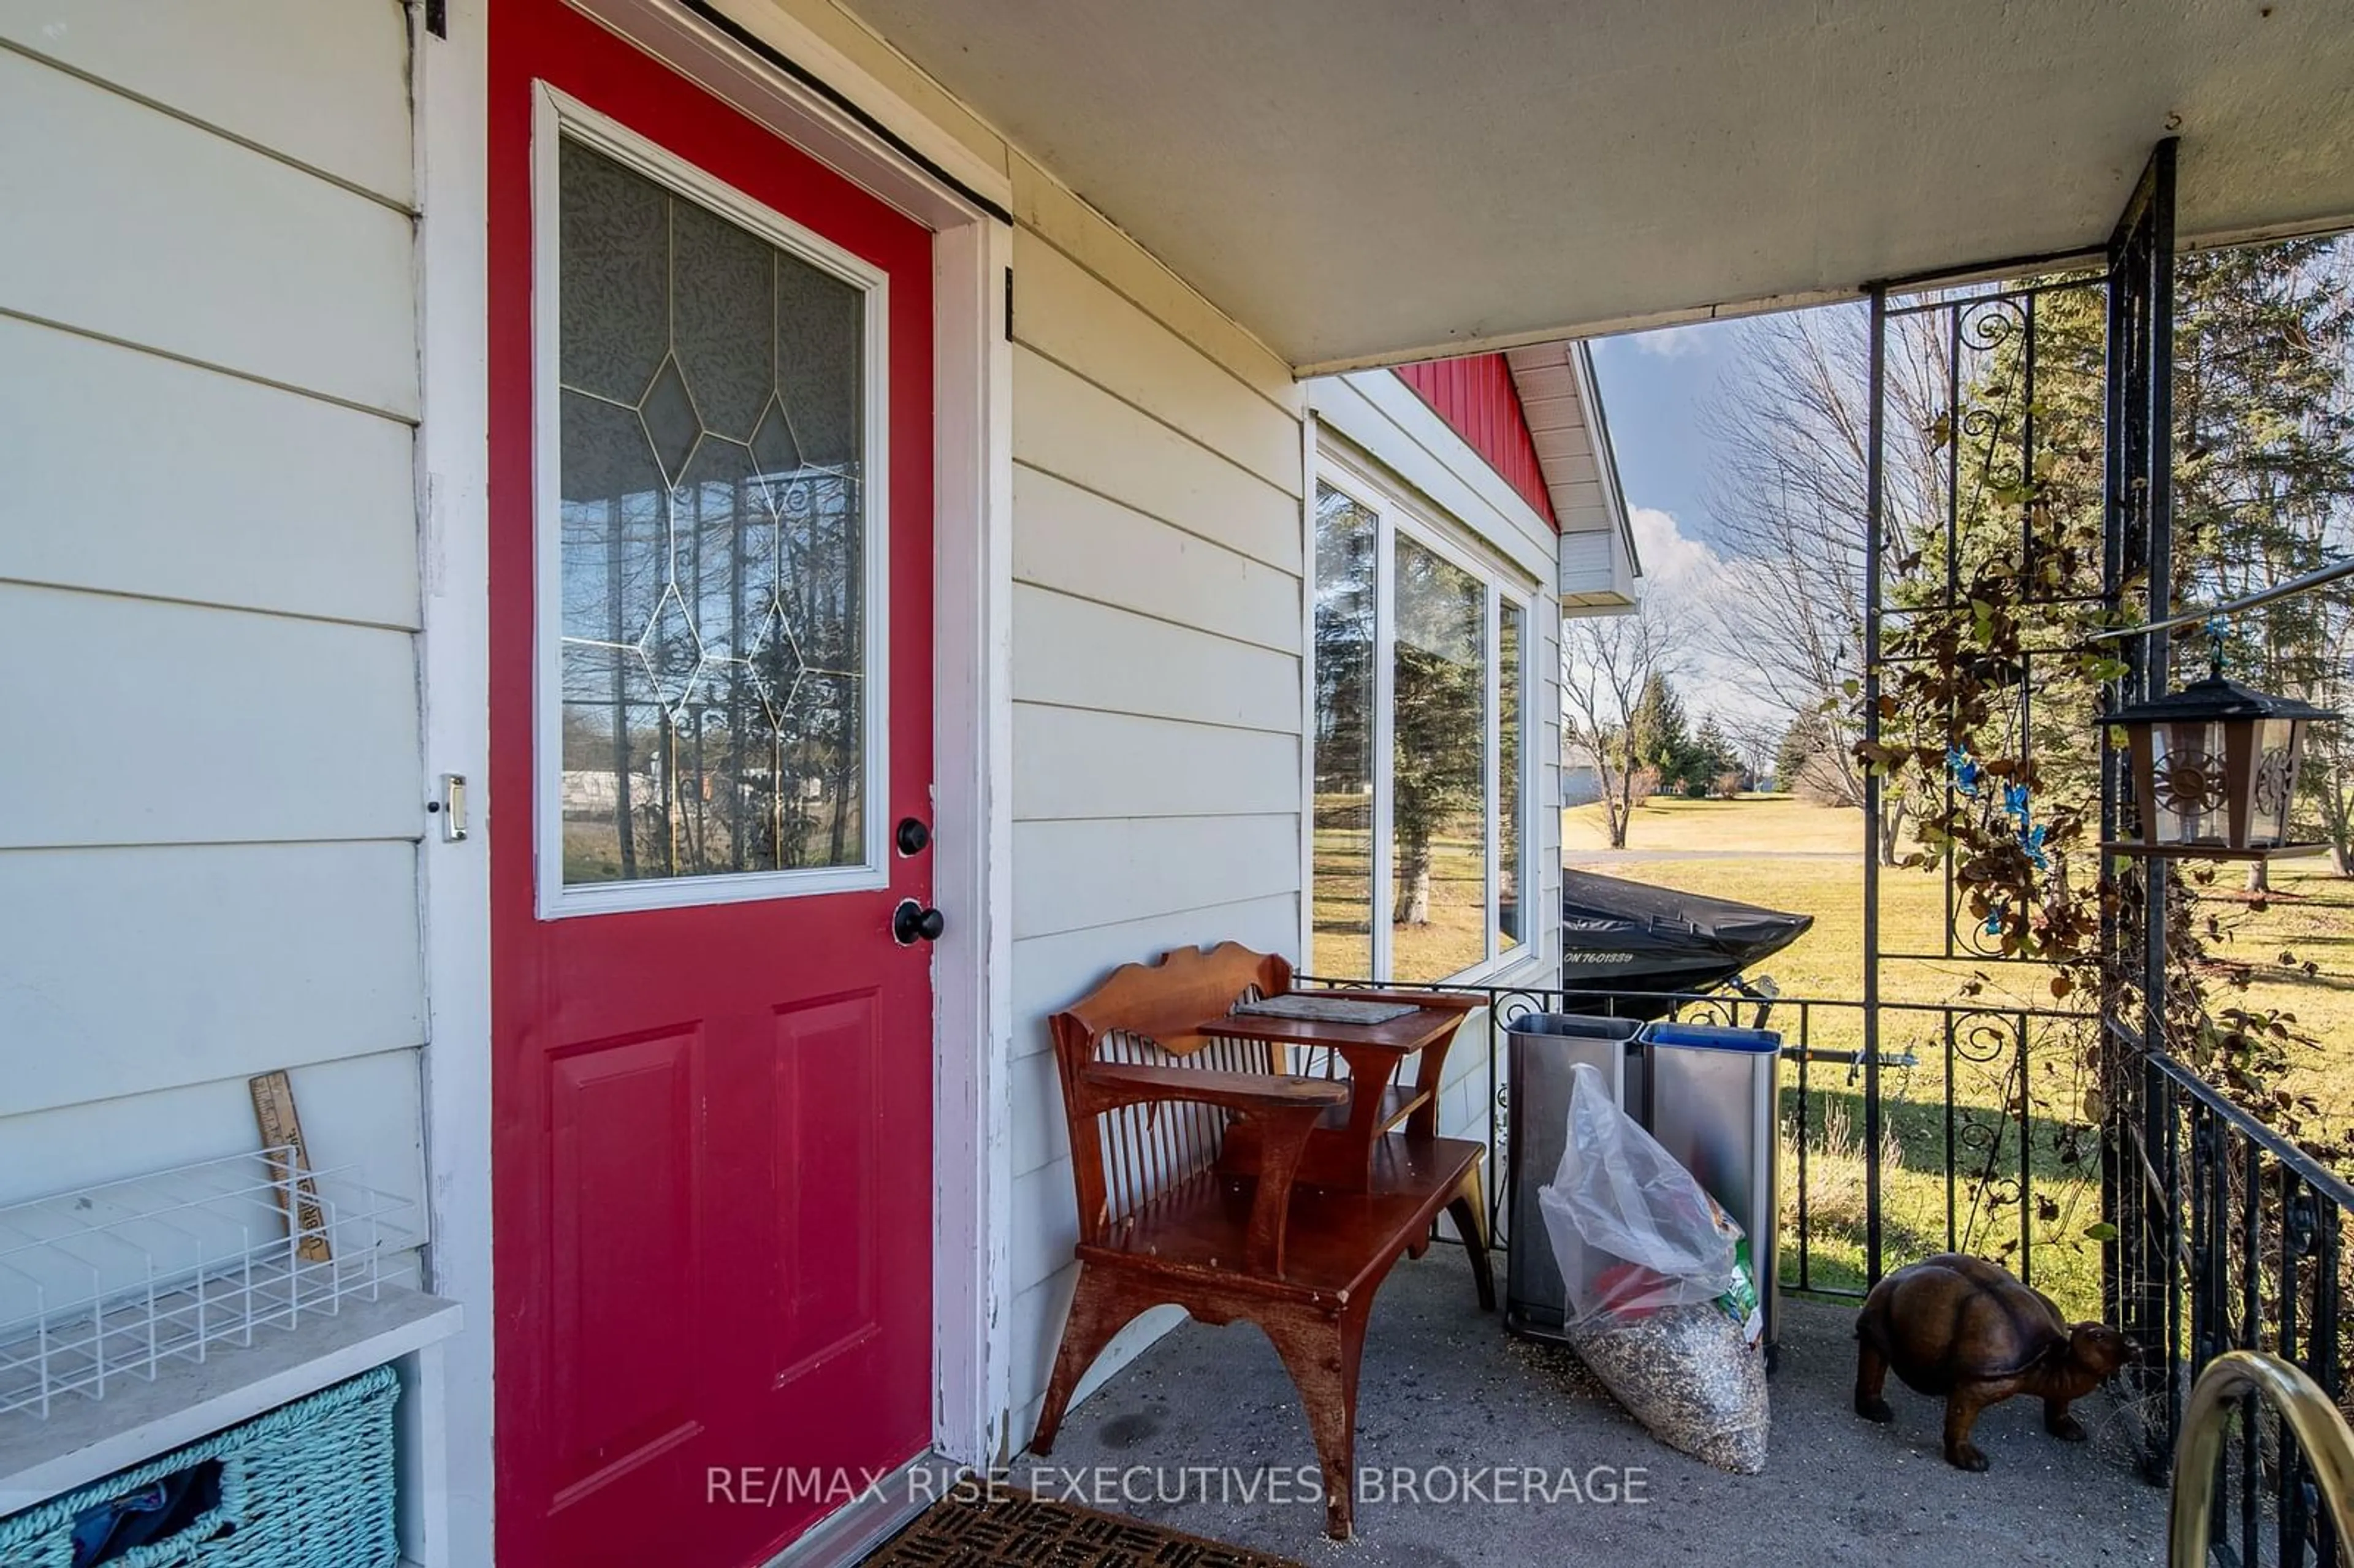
xmin=864 ymin=1488 xmax=1305 ymax=1567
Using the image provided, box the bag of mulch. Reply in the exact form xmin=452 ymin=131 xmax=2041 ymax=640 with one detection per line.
xmin=1537 ymin=1062 xmax=1770 ymax=1473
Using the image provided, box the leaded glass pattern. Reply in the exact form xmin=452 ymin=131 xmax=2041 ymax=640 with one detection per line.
xmin=555 ymin=137 xmax=869 ymax=886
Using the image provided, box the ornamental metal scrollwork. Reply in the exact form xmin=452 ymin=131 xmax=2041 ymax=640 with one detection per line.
xmin=1959 ymin=295 xmax=2030 ymax=352
xmin=2255 ymin=747 xmax=2296 ymax=815
xmin=2156 ymin=750 xmax=2230 ymax=815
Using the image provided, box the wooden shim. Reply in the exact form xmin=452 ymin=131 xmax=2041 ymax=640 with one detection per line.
xmin=248 ymin=1070 xmax=331 ymax=1263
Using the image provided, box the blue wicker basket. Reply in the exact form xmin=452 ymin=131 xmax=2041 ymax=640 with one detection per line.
xmin=0 ymin=1363 xmax=400 ymax=1568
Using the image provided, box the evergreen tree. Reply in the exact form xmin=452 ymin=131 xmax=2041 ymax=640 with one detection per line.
xmin=1772 ymin=718 xmax=1814 ymax=795
xmin=1694 ymin=715 xmax=1735 ymax=772
xmin=2169 ymin=242 xmax=2354 ymax=876
xmin=1630 ymin=674 xmax=1697 ymax=793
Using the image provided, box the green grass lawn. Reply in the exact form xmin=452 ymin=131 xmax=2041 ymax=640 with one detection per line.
xmin=1564 ymin=792 xmax=1877 ymax=855
xmin=1560 ymin=796 xmax=2354 ymax=1318
xmin=1308 ymin=809 xmax=1509 ymax=983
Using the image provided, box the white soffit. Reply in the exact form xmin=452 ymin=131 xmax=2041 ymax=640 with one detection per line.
xmin=838 ymin=0 xmax=2354 ymax=370
xmin=1503 ymin=344 xmax=1625 ymax=545
xmin=1506 ymin=341 xmax=1639 ymax=608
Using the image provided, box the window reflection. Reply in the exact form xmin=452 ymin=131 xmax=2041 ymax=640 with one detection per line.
xmin=1498 ymin=602 xmax=1524 ymax=951
xmin=1311 ymin=483 xmax=1378 ymax=976
xmin=1390 ymin=539 xmax=1488 ymax=983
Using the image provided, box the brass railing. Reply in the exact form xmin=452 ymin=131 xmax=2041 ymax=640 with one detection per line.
xmin=2171 ymin=1352 xmax=2354 ymax=1568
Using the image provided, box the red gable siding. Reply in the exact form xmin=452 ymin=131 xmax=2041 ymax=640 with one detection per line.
xmin=1393 ymin=356 xmax=1559 ymax=529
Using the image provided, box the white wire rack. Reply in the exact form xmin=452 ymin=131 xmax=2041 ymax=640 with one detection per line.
xmin=0 ymin=1149 xmax=415 ymax=1420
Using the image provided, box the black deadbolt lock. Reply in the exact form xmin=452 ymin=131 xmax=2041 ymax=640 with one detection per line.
xmin=895 ymin=817 xmax=931 ymax=856
xmin=893 ymin=899 xmax=946 ymax=946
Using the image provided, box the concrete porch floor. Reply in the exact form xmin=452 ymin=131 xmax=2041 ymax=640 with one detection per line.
xmin=1019 ymin=1250 xmax=2165 ymax=1567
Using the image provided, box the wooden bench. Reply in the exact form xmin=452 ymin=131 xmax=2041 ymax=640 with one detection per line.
xmin=1027 ymin=942 xmax=1493 ymax=1540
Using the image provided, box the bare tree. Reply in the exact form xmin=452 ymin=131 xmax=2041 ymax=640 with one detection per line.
xmin=1696 ymin=305 xmax=1952 ymax=861
xmin=1723 ymin=714 xmax=1783 ymax=789
xmin=1562 ymin=598 xmax=1684 ymax=849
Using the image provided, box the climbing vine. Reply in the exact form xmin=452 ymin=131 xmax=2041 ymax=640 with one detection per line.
xmin=1856 ymin=314 xmax=2335 ymax=1174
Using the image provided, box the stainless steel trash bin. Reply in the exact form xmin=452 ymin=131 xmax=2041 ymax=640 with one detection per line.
xmin=1504 ymin=1013 xmax=1641 ymax=1341
xmin=1636 ymin=1021 xmax=1781 ymax=1353
xmin=1506 ymin=1014 xmax=1781 ymax=1355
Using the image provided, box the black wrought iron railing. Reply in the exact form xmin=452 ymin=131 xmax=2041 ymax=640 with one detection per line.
xmin=1305 ymin=971 xmax=2354 ymax=1560
xmin=1301 ymin=976 xmax=2100 ymax=1309
xmin=2111 ymin=1025 xmax=2354 ymax=1565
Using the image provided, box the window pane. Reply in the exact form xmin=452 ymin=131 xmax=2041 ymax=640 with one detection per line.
xmin=1391 ymin=538 xmax=1487 ymax=982
xmin=1497 ymin=601 xmax=1524 ymax=952
xmin=556 ymin=137 xmax=867 ymax=887
xmin=1311 ymin=483 xmax=1378 ymax=977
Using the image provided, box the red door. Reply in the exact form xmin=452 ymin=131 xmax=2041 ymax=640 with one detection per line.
xmin=489 ymin=4 xmax=935 ymax=1563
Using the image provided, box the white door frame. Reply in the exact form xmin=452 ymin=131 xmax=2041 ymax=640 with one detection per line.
xmin=413 ymin=2 xmax=1015 ymax=1561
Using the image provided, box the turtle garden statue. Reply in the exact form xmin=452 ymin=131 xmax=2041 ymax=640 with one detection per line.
xmin=1854 ymin=1252 xmax=2141 ymax=1471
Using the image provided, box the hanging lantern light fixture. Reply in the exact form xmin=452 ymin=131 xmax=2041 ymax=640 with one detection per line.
xmin=2104 ymin=641 xmax=2336 ymax=859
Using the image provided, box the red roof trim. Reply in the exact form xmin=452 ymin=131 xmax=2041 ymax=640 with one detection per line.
xmin=1392 ymin=356 xmax=1560 ymax=529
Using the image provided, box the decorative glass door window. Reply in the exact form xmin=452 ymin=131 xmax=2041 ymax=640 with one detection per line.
xmin=1309 ymin=474 xmax=1533 ymax=983
xmin=540 ymin=125 xmax=888 ymax=913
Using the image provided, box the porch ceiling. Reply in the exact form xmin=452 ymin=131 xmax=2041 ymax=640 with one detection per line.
xmin=842 ymin=0 xmax=2354 ymax=371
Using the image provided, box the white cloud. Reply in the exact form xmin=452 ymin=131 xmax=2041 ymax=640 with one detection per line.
xmin=1613 ymin=508 xmax=1781 ymax=729
xmin=1629 ymin=505 xmax=1721 ymax=593
xmin=1631 ymin=322 xmax=1712 ymax=359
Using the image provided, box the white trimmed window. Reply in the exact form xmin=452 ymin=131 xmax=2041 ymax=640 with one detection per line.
xmin=1311 ymin=459 xmax=1533 ymax=983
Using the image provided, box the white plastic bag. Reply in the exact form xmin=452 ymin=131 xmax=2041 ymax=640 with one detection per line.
xmin=1536 ymin=1062 xmax=1744 ymax=1320
xmin=1537 ymin=1061 xmax=1769 ymax=1473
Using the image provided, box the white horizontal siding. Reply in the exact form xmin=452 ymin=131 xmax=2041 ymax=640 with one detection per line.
xmin=1 ymin=585 xmax=421 ymax=850
xmin=1010 ymin=1159 xmax=1078 ymax=1318
xmin=1008 ymin=892 xmax=1303 ymax=1181
xmin=1002 ymin=202 xmax=1308 ymax=1445
xmin=1013 ymin=585 xmax=1300 ymax=734
xmin=0 ymin=47 xmax=418 ymax=418
xmin=1009 ymin=151 xmax=1298 ymax=415
xmin=1008 ymin=1048 xmax=1066 ymax=1178
xmin=1013 ymin=465 xmax=1300 ymax=653
xmin=1011 ymin=231 xmax=1301 ymax=495
xmin=0 ymin=1046 xmax=427 ymax=1231
xmin=1013 ymin=348 xmax=1299 ymax=574
xmin=0 ymin=842 xmax=424 ymax=1118
xmin=1007 ymin=892 xmax=1302 ymax=1057
xmin=0 ymin=318 xmax=419 ymax=627
xmin=1011 ymin=814 xmax=1300 ymax=940
xmin=0 ymin=0 xmax=416 ymax=206
xmin=1013 ymin=706 xmax=1300 ymax=822
xmin=1561 ymin=530 xmax=1629 ymax=599
xmin=0 ymin=15 xmax=422 ymax=1325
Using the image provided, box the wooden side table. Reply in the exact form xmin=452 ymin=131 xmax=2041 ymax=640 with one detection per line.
xmin=1200 ymin=991 xmax=1482 ymax=1191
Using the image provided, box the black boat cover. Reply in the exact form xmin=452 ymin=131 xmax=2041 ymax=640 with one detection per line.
xmin=1558 ymin=868 xmax=1815 ymax=1010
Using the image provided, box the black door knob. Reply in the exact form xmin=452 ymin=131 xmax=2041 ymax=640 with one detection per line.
xmin=893 ymin=899 xmax=945 ymax=945
xmin=895 ymin=816 xmax=931 ymax=856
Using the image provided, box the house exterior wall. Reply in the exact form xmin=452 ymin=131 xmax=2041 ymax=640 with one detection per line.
xmin=1307 ymin=372 xmax=1568 ymax=1169
xmin=770 ymin=0 xmax=1566 ymax=1435
xmin=0 ymin=3 xmax=1577 ymax=1539
xmin=1504 ymin=342 xmax=1642 ymax=606
xmin=1393 ymin=356 xmax=1558 ymax=528
xmin=999 ymin=180 xmax=1312 ymax=1445
xmin=0 ymin=7 xmax=429 ymax=1233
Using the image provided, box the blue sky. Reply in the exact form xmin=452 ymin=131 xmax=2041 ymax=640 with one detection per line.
xmin=1587 ymin=320 xmax=1733 ymax=547
xmin=1584 ymin=318 xmax=1781 ymax=726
